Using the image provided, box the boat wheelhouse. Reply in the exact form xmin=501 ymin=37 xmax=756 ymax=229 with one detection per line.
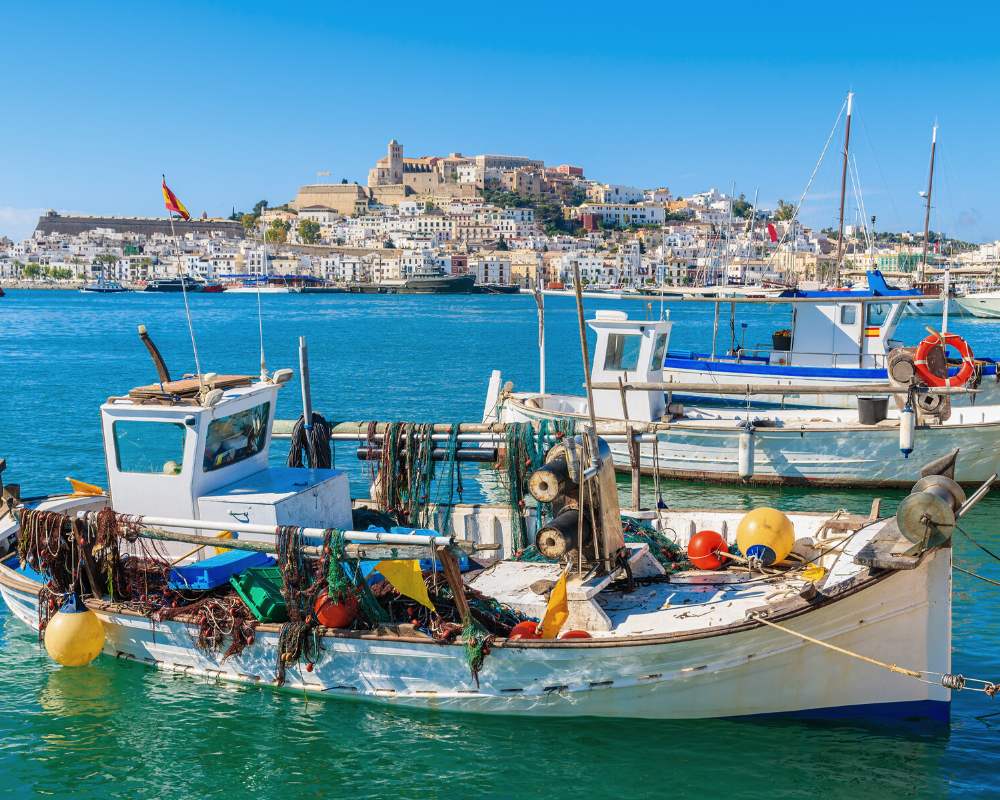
xmin=661 ymin=271 xmax=997 ymax=408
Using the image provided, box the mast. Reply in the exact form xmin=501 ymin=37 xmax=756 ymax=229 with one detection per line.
xmin=920 ymin=123 xmax=938 ymax=284
xmin=834 ymin=91 xmax=854 ymax=287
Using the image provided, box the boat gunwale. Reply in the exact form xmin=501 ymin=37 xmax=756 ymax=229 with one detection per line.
xmin=0 ymin=550 xmax=908 ymax=650
xmin=503 ymin=392 xmax=1000 ymax=435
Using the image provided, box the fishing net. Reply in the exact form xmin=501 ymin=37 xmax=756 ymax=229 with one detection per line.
xmin=502 ymin=419 xmax=576 ymax=551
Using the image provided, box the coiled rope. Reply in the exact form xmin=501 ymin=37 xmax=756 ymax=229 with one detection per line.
xmin=286 ymin=413 xmax=332 ymax=469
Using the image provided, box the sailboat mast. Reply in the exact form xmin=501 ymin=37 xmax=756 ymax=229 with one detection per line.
xmin=920 ymin=123 xmax=938 ymax=284
xmin=834 ymin=91 xmax=854 ymax=286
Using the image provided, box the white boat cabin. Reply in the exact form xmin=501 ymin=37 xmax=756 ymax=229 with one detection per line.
xmin=776 ymin=296 xmax=907 ymax=369
xmin=589 ymin=310 xmax=671 ymax=422
xmin=100 ymin=374 xmax=353 ymax=559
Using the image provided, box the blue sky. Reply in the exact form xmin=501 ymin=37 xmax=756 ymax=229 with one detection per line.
xmin=2 ymin=1 xmax=999 ymax=241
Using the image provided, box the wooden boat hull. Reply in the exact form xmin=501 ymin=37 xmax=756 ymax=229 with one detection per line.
xmin=0 ymin=546 xmax=951 ymax=721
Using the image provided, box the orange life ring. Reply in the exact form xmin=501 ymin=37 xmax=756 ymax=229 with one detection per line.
xmin=913 ymin=332 xmax=975 ymax=388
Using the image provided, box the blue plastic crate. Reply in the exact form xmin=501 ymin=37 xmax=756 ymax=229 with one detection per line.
xmin=168 ymin=549 xmax=276 ymax=591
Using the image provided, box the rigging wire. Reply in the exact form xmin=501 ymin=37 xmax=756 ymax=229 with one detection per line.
xmin=858 ymin=114 xmax=904 ymax=234
xmin=764 ymin=97 xmax=848 ymax=277
xmin=165 ymin=205 xmax=204 ymax=389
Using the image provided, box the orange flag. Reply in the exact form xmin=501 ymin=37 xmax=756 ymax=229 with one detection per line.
xmin=161 ymin=176 xmax=190 ymax=221
xmin=538 ymin=569 xmax=569 ymax=638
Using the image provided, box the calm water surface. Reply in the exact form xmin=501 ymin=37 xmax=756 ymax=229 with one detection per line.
xmin=0 ymin=289 xmax=997 ymax=799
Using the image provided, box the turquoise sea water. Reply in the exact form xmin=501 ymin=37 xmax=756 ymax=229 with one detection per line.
xmin=0 ymin=289 xmax=997 ymax=799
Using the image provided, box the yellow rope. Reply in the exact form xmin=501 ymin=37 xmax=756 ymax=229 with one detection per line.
xmin=750 ymin=613 xmax=923 ymax=679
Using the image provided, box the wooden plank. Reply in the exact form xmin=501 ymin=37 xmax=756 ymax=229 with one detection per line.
xmin=129 ymin=374 xmax=253 ymax=399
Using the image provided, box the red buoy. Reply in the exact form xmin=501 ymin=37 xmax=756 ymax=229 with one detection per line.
xmin=314 ymin=590 xmax=359 ymax=628
xmin=559 ymin=630 xmax=592 ymax=639
xmin=687 ymin=530 xmax=728 ymax=570
xmin=508 ymin=620 xmax=542 ymax=640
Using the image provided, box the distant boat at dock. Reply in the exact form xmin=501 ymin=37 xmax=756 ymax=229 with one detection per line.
xmin=144 ymin=276 xmax=207 ymax=293
xmin=81 ymin=276 xmax=129 ymax=294
xmin=398 ymin=269 xmax=477 ymax=294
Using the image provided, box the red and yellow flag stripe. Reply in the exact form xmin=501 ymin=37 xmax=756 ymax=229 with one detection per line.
xmin=161 ymin=176 xmax=190 ymax=221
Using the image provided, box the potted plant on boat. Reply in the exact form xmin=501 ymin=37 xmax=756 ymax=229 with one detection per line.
xmin=772 ymin=328 xmax=792 ymax=351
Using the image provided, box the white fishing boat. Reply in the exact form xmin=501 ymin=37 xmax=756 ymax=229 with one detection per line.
xmin=654 ymin=271 xmax=998 ymax=409
xmin=1 ymin=333 xmax=993 ymax=723
xmin=485 ymin=309 xmax=1000 ymax=487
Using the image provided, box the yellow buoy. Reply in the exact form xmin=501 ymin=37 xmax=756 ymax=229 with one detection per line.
xmin=736 ymin=507 xmax=795 ymax=566
xmin=44 ymin=597 xmax=105 ymax=667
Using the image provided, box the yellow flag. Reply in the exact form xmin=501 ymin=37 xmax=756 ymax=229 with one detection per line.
xmin=67 ymin=477 xmax=105 ymax=496
xmin=539 ymin=570 xmax=569 ymax=639
xmin=375 ymin=560 xmax=435 ymax=611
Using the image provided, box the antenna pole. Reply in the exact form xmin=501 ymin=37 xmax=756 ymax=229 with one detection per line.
xmin=920 ymin=123 xmax=938 ymax=284
xmin=834 ymin=91 xmax=854 ymax=287
xmin=533 ymin=278 xmax=546 ymax=395
xmin=298 ymin=336 xmax=313 ymax=431
xmin=572 ymin=262 xmax=598 ymax=431
xmin=257 ymin=225 xmax=269 ymax=381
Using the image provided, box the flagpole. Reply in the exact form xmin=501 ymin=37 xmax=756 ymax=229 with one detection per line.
xmin=163 ymin=174 xmax=204 ymax=391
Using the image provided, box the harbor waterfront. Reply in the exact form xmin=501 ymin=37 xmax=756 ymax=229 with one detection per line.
xmin=0 ymin=289 xmax=998 ymax=798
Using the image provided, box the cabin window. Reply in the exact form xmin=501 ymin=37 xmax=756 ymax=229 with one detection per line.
xmin=203 ymin=402 xmax=271 ymax=472
xmin=867 ymin=303 xmax=890 ymax=327
xmin=113 ymin=421 xmax=186 ymax=475
xmin=840 ymin=305 xmax=858 ymax=325
xmin=604 ymin=333 xmax=642 ymax=371
xmin=651 ymin=333 xmax=669 ymax=367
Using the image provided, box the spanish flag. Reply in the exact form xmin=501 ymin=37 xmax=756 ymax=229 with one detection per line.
xmin=161 ymin=176 xmax=190 ymax=221
xmin=539 ymin=569 xmax=569 ymax=638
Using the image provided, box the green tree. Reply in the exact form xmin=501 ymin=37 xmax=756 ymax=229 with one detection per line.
xmin=298 ymin=219 xmax=321 ymax=244
xmin=22 ymin=262 xmax=41 ymax=278
xmin=252 ymin=200 xmax=269 ymax=217
xmin=241 ymin=213 xmax=258 ymax=233
xmin=732 ymin=193 xmax=752 ymax=219
xmin=774 ymin=199 xmax=795 ymax=221
xmin=265 ymin=218 xmax=291 ymax=243
xmin=496 ymin=234 xmax=509 ymax=251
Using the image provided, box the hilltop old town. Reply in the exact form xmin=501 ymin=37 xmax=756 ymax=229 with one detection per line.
xmin=3 ymin=138 xmax=999 ymax=291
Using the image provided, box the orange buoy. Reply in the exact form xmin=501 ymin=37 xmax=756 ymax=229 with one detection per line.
xmin=508 ymin=620 xmax=542 ymax=640
xmin=687 ymin=530 xmax=728 ymax=570
xmin=314 ymin=590 xmax=358 ymax=628
xmin=559 ymin=630 xmax=592 ymax=639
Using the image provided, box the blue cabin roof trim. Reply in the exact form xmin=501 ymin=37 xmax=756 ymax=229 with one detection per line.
xmin=779 ymin=270 xmax=921 ymax=299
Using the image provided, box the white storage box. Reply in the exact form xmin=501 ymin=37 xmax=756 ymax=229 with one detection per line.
xmin=197 ymin=467 xmax=353 ymax=542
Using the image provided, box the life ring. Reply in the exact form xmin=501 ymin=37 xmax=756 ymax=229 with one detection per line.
xmin=914 ymin=332 xmax=975 ymax=388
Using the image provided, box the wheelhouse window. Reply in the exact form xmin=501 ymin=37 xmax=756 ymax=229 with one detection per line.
xmin=604 ymin=333 xmax=642 ymax=371
xmin=113 ymin=420 xmax=186 ymax=475
xmin=203 ymin=402 xmax=271 ymax=472
xmin=840 ymin=304 xmax=858 ymax=325
xmin=867 ymin=303 xmax=890 ymax=327
xmin=651 ymin=333 xmax=669 ymax=368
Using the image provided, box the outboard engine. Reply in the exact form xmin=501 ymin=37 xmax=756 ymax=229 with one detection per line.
xmin=529 ymin=434 xmax=625 ymax=573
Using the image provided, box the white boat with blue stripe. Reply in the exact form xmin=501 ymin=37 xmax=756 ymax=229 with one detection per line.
xmin=660 ymin=271 xmax=998 ymax=409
